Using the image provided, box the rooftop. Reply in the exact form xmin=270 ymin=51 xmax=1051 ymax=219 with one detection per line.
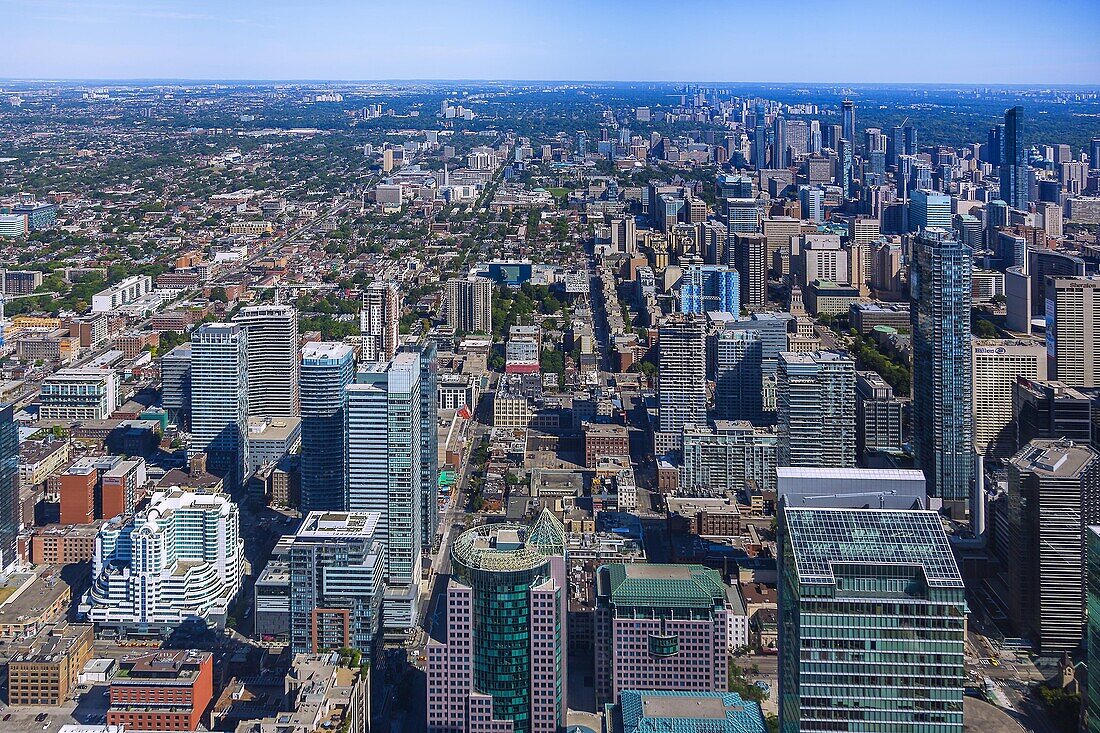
xmin=784 ymin=508 xmax=963 ymax=589
xmin=1010 ymin=439 xmax=1097 ymax=477
xmin=599 ymin=563 xmax=727 ymax=609
xmin=616 ymin=690 xmax=766 ymax=733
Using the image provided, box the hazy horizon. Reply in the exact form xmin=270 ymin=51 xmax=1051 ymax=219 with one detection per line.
xmin=3 ymin=0 xmax=1098 ymax=85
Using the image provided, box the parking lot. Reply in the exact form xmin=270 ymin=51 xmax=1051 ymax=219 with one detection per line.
xmin=0 ymin=685 xmax=109 ymax=733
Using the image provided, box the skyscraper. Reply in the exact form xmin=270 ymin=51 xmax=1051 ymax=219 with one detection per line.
xmin=772 ymin=114 xmax=787 ymax=168
xmin=987 ymin=124 xmax=1004 ymax=166
xmin=1008 ymin=439 xmax=1100 ymax=652
xmin=445 ymin=276 xmax=493 ymax=334
xmin=406 ymin=342 xmax=440 ymax=547
xmin=972 ymin=339 xmax=1047 ymax=459
xmin=1087 ymin=526 xmax=1100 ymax=732
xmin=1091 ymin=138 xmax=1100 ymax=172
xmin=300 ymin=342 xmax=355 ymax=513
xmin=0 ymin=404 xmax=17 ymax=571
xmin=426 ymin=512 xmax=567 ymax=733
xmin=909 ymin=189 xmax=951 ymax=231
xmin=1045 ymin=276 xmax=1100 ymax=387
xmin=797 ymin=185 xmax=823 ymax=224
xmin=190 ymin=323 xmax=249 ymax=491
xmin=232 ymin=305 xmax=299 ymax=418
xmin=657 ymin=314 xmax=707 ymax=453
xmin=911 ymin=229 xmax=974 ymax=504
xmin=855 ymin=370 xmax=903 ymax=456
xmin=837 ymin=138 xmax=853 ymax=197
xmin=779 ymin=507 xmax=967 ymax=732
xmin=361 ymin=279 xmax=402 ymax=363
xmin=713 ymin=329 xmax=763 ymax=423
xmin=753 ymin=103 xmax=767 ymax=170
xmin=777 ymin=351 xmax=856 ymax=468
xmin=287 ymin=511 xmax=386 ymax=656
xmin=841 ymin=99 xmax=855 ymax=145
xmin=734 ymin=231 xmax=770 ymax=305
xmin=1001 ymin=106 xmax=1028 ymax=210
xmin=347 ymin=352 xmax=423 ymax=629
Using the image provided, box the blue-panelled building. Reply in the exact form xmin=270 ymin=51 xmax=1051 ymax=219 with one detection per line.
xmin=0 ymin=404 xmax=16 ymax=571
xmin=911 ymin=228 xmax=974 ymax=504
xmin=300 ymin=342 xmax=355 ymax=512
xmin=679 ymin=265 xmax=739 ymax=315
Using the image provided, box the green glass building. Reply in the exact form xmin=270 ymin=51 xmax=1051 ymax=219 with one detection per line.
xmin=1087 ymin=526 xmax=1100 ymax=733
xmin=427 ymin=510 xmax=566 ymax=733
xmin=779 ymin=507 xmax=967 ymax=732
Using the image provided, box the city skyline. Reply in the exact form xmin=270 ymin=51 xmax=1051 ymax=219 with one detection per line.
xmin=2 ymin=0 xmax=1098 ymax=84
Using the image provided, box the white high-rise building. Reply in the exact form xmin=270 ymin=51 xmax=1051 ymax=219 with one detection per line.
xmin=656 ymin=314 xmax=707 ymax=456
xmin=80 ymin=489 xmax=244 ymax=632
xmin=347 ymin=352 xmax=423 ymax=630
xmin=1046 ymin=276 xmax=1100 ymax=387
xmin=361 ymin=280 xmax=402 ymax=363
xmin=233 ymin=305 xmax=299 ymax=417
xmin=190 ymin=323 xmax=249 ymax=491
xmin=972 ymin=339 xmax=1047 ymax=459
xmin=777 ymin=350 xmax=856 ymax=468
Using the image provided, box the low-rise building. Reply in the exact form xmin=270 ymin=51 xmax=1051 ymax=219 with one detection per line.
xmin=7 ymin=623 xmax=94 ymax=706
xmin=108 ymin=650 xmax=214 ymax=731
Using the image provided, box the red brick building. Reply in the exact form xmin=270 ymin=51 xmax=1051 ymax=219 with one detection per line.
xmin=108 ymin=650 xmax=213 ymax=731
xmin=58 ymin=466 xmax=96 ymax=525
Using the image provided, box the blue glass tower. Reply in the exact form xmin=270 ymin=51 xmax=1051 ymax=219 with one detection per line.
xmin=0 ymin=404 xmax=17 ymax=570
xmin=911 ymin=228 xmax=974 ymax=503
xmin=838 ymin=138 xmax=853 ymax=198
xmin=679 ymin=265 xmax=739 ymax=315
xmin=1001 ymin=106 xmax=1028 ymax=210
xmin=300 ymin=342 xmax=355 ymax=512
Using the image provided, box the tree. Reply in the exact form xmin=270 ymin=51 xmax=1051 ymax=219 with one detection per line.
xmin=973 ymin=319 xmax=999 ymax=338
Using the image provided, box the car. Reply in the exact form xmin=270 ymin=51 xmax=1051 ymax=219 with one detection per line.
xmin=3 ymin=714 xmax=10 ymax=721
xmin=36 ymin=713 xmax=47 ymax=722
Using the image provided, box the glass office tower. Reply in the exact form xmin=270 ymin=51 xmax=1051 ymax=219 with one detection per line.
xmin=779 ymin=507 xmax=967 ymax=733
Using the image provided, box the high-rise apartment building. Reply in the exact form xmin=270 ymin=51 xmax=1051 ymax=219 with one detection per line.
xmin=753 ymin=104 xmax=767 ymax=170
xmin=300 ymin=342 xmax=355 ymax=513
xmin=426 ymin=512 xmax=567 ymax=733
xmin=777 ymin=351 xmax=856 ymax=468
xmin=81 ymin=490 xmax=244 ymax=632
xmin=361 ymin=279 xmax=402 ymax=363
xmin=445 ymin=276 xmax=493 ymax=334
xmin=190 ymin=323 xmax=249 ymax=491
xmin=233 ymin=305 xmax=299 ymax=418
xmin=972 ymin=339 xmax=1047 ymax=459
xmin=713 ymin=329 xmax=763 ymax=423
xmin=726 ymin=198 xmax=761 ymax=235
xmin=772 ymin=115 xmax=787 ymax=168
xmin=678 ymin=265 xmax=739 ymax=314
xmin=287 ymin=511 xmax=386 ymax=656
xmin=407 ymin=342 xmax=440 ymax=547
xmin=1001 ymin=106 xmax=1028 ymax=210
xmin=1045 ymin=276 xmax=1100 ymax=387
xmin=733 ymin=234 xmax=767 ymax=309
xmin=779 ymin=507 xmax=966 ymax=732
xmin=657 ymin=315 xmax=707 ymax=454
xmin=595 ymin=564 xmax=732 ymax=705
xmin=680 ymin=421 xmax=778 ymax=495
xmin=1008 ymin=439 xmax=1100 ymax=652
xmin=347 ymin=352 xmax=423 ymax=629
xmin=911 ymin=229 xmax=973 ymax=503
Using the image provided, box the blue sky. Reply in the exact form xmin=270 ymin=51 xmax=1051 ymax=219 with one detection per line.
xmin=2 ymin=0 xmax=1098 ymax=83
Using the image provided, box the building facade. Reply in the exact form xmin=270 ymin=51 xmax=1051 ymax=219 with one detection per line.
xmin=426 ymin=512 xmax=567 ymax=733
xmin=779 ymin=507 xmax=967 ymax=732
xmin=233 ymin=305 xmax=300 ymax=418
xmin=911 ymin=228 xmax=974 ymax=504
xmin=300 ymin=342 xmax=355 ymax=513
xmin=361 ymin=279 xmax=402 ymax=363
xmin=777 ymin=351 xmax=856 ymax=468
xmin=190 ymin=323 xmax=249 ymax=491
